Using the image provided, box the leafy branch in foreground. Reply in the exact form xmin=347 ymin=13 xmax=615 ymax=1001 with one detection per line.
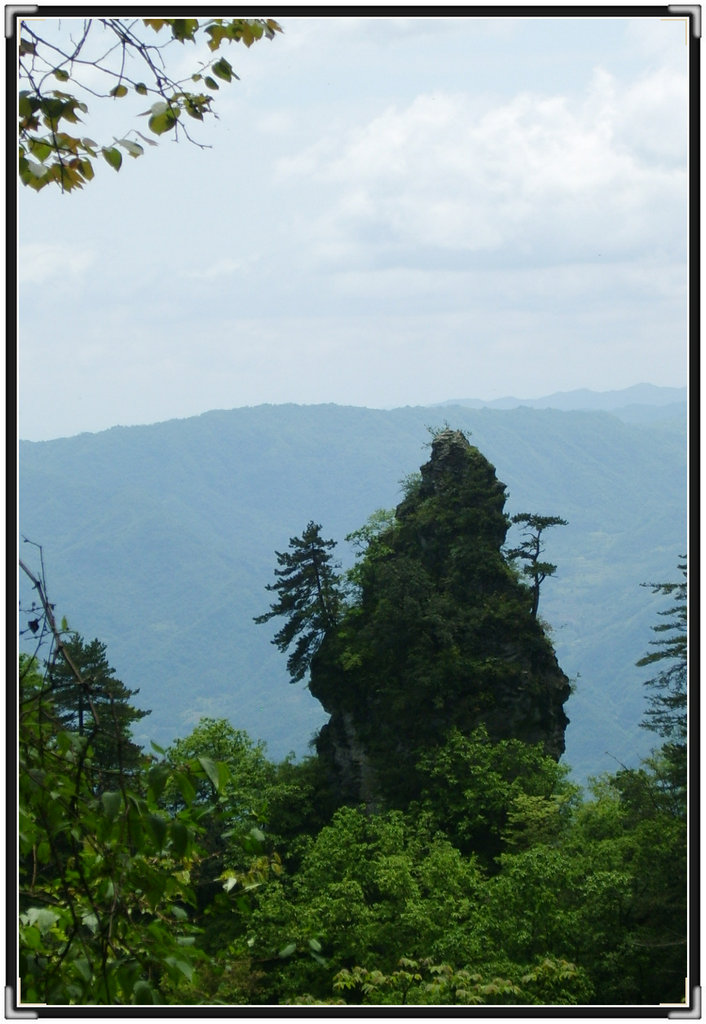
xmin=18 ymin=16 xmax=281 ymax=192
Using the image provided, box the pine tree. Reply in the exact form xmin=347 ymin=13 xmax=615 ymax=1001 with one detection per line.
xmin=636 ymin=559 xmax=687 ymax=744
xmin=635 ymin=559 xmax=688 ymax=811
xmin=47 ymin=634 xmax=150 ymax=785
xmin=254 ymin=521 xmax=342 ymax=683
xmin=506 ymin=513 xmax=568 ymax=618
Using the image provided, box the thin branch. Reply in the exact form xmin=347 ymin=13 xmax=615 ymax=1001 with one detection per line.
xmin=19 ymin=553 xmax=100 ymax=727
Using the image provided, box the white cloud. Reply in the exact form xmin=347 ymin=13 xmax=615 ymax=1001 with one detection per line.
xmin=19 ymin=243 xmax=95 ymax=285
xmin=184 ymin=258 xmax=247 ymax=280
xmin=274 ymin=61 xmax=686 ymax=271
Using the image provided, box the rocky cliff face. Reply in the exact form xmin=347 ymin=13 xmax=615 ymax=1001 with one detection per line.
xmin=311 ymin=430 xmax=570 ymax=809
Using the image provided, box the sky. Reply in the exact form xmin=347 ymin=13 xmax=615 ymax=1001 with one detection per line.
xmin=17 ymin=12 xmax=690 ymax=441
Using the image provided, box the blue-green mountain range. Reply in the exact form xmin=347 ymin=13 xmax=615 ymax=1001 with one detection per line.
xmin=18 ymin=387 xmax=687 ymax=786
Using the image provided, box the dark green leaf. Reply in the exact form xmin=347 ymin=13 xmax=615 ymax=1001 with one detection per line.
xmin=170 ymin=820 xmax=189 ymax=857
xmin=146 ymin=813 xmax=168 ymax=850
xmin=132 ymin=980 xmax=155 ymax=1004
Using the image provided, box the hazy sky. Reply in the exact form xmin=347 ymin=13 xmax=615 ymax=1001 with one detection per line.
xmin=17 ymin=13 xmax=689 ymax=441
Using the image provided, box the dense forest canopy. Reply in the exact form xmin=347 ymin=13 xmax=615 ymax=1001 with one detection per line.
xmin=17 ymin=433 xmax=689 ymax=1008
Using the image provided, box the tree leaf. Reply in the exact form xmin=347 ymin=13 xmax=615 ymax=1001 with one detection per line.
xmin=132 ymin=980 xmax=155 ymax=1004
xmin=170 ymin=820 xmax=189 ymax=857
xmin=146 ymin=813 xmax=168 ymax=850
xmin=101 ymin=790 xmax=122 ymax=820
xmin=110 ymin=84 xmax=129 ymax=99
xmin=116 ymin=138 xmax=144 ymax=158
xmin=198 ymin=755 xmax=221 ymax=792
xmin=135 ymin=130 xmax=159 ymax=147
xmin=101 ymin=146 xmax=122 ymax=171
xmin=212 ymin=57 xmax=233 ymax=83
xmin=147 ymin=110 xmax=177 ymax=136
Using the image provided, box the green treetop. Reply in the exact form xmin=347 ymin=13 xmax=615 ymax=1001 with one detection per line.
xmin=46 ymin=633 xmax=150 ymax=786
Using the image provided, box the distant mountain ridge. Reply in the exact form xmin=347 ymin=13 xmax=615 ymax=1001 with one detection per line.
xmin=434 ymin=383 xmax=687 ymax=419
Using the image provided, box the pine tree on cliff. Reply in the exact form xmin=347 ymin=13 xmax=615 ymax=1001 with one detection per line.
xmin=254 ymin=521 xmax=342 ymax=683
xmin=309 ymin=429 xmax=571 ymax=808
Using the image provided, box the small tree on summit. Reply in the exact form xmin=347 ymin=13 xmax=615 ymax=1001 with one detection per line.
xmin=255 ymin=522 xmax=343 ymax=683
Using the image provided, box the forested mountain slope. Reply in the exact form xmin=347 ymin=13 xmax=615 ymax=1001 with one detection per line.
xmin=18 ymin=401 xmax=686 ymax=784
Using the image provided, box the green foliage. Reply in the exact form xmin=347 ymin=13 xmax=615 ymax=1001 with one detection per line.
xmin=332 ymin=955 xmax=592 ymax=1005
xmin=255 ymin=522 xmax=343 ymax=683
xmin=19 ymin=664 xmax=231 ymax=1004
xmin=506 ymin=512 xmax=568 ymax=617
xmin=309 ymin=430 xmax=570 ymax=808
xmin=636 ymin=559 xmax=687 ymax=743
xmin=46 ymin=634 xmax=150 ymax=787
xmin=16 ymin=423 xmax=688 ymax=1007
xmin=18 ymin=17 xmax=281 ymax=191
xmin=416 ymin=726 xmax=577 ymax=863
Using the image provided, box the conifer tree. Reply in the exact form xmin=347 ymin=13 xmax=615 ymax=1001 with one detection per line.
xmin=47 ymin=634 xmax=150 ymax=784
xmin=506 ymin=513 xmax=568 ymax=618
xmin=636 ymin=559 xmax=687 ymax=745
xmin=254 ymin=521 xmax=342 ymax=683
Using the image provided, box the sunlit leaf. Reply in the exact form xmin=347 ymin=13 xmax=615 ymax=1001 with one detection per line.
xmin=102 ymin=146 xmax=122 ymax=171
xmin=28 ymin=139 xmax=52 ymax=162
xmin=212 ymin=57 xmax=234 ymax=82
xmin=148 ymin=109 xmax=178 ymax=136
xmin=171 ymin=19 xmax=199 ymax=42
xmin=116 ymin=138 xmax=144 ymax=158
